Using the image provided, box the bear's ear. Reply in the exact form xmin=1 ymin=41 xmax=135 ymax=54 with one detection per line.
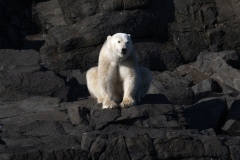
xmin=128 ymin=34 xmax=131 ymax=37
xmin=107 ymin=35 xmax=112 ymax=40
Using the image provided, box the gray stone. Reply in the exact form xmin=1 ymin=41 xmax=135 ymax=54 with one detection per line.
xmin=192 ymin=79 xmax=218 ymax=96
xmin=126 ymin=134 xmax=155 ymax=159
xmin=183 ymin=98 xmax=228 ymax=132
xmin=0 ymin=49 xmax=40 ymax=72
xmin=81 ymin=131 xmax=107 ymax=151
xmin=91 ymin=109 xmax=121 ymax=129
xmin=149 ymin=71 xmax=194 ymax=105
xmin=134 ymin=42 xmax=183 ymax=71
xmin=224 ymin=137 xmax=240 ymax=160
xmin=200 ymin=136 xmax=229 ymax=158
xmin=99 ymin=136 xmax=131 ymax=160
xmin=0 ymin=110 xmax=68 ymax=126
xmin=154 ymin=135 xmax=204 ymax=159
xmin=0 ymin=96 xmax=60 ymax=119
xmin=20 ymin=121 xmax=67 ymax=137
xmin=194 ymin=51 xmax=240 ymax=92
xmin=90 ymin=136 xmax=108 ymax=159
xmin=67 ymin=104 xmax=81 ymax=125
xmin=35 ymin=0 xmax=66 ymax=31
xmin=222 ymin=96 xmax=240 ymax=136
xmin=0 ymin=71 xmax=68 ymax=101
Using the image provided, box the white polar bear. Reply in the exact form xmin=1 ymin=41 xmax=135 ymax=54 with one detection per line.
xmin=86 ymin=33 xmax=152 ymax=109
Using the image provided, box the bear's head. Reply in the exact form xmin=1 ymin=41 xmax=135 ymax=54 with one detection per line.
xmin=107 ymin=33 xmax=133 ymax=59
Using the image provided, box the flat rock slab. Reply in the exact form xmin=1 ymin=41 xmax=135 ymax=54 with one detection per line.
xmin=0 ymin=96 xmax=238 ymax=160
xmin=0 ymin=49 xmax=40 ymax=72
xmin=0 ymin=71 xmax=68 ymax=101
xmin=183 ymin=98 xmax=228 ymax=133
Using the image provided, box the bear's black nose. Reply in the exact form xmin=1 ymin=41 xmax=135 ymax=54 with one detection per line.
xmin=122 ymin=48 xmax=127 ymax=55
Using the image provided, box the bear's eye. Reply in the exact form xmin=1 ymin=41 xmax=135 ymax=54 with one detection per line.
xmin=127 ymin=41 xmax=129 ymax=44
xmin=118 ymin=41 xmax=120 ymax=43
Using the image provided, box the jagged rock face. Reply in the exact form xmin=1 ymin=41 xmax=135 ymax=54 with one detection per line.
xmin=2 ymin=0 xmax=240 ymax=71
xmin=32 ymin=0 xmax=240 ymax=72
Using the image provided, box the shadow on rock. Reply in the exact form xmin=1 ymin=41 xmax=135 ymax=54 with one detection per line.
xmin=139 ymin=94 xmax=171 ymax=105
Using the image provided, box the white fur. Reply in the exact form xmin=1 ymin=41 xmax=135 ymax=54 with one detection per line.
xmin=86 ymin=33 xmax=152 ymax=109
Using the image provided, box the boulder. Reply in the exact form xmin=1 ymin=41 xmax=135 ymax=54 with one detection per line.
xmin=35 ymin=0 xmax=66 ymax=31
xmin=192 ymin=79 xmax=218 ymax=95
xmin=0 ymin=49 xmax=40 ymax=72
xmin=149 ymin=71 xmax=194 ymax=105
xmin=224 ymin=137 xmax=240 ymax=160
xmin=58 ymin=0 xmax=98 ymax=24
xmin=194 ymin=51 xmax=240 ymax=92
xmin=154 ymin=135 xmax=204 ymax=159
xmin=134 ymin=42 xmax=183 ymax=71
xmin=0 ymin=71 xmax=68 ymax=101
xmin=40 ymin=9 xmax=162 ymax=71
xmin=222 ymin=95 xmax=240 ymax=136
xmin=99 ymin=136 xmax=131 ymax=160
xmin=183 ymin=98 xmax=228 ymax=133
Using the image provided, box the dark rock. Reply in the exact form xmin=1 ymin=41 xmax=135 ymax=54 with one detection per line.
xmin=123 ymin=0 xmax=150 ymax=9
xmin=126 ymin=134 xmax=155 ymax=159
xmin=193 ymin=51 xmax=240 ymax=92
xmin=222 ymin=96 xmax=240 ymax=136
xmin=188 ymin=68 xmax=211 ymax=84
xmin=99 ymin=136 xmax=131 ymax=160
xmin=183 ymin=98 xmax=228 ymax=132
xmin=68 ymin=104 xmax=81 ymax=125
xmin=0 ymin=110 xmax=68 ymax=126
xmin=39 ymin=135 xmax=87 ymax=160
xmin=170 ymin=0 xmax=209 ymax=62
xmin=0 ymin=96 xmax=60 ymax=119
xmin=192 ymin=79 xmax=218 ymax=96
xmin=141 ymin=115 xmax=182 ymax=129
xmin=90 ymin=136 xmax=108 ymax=159
xmin=224 ymin=137 xmax=240 ymax=160
xmin=0 ymin=148 xmax=42 ymax=160
xmin=2 ymin=137 xmax=43 ymax=149
xmin=0 ymin=71 xmax=68 ymax=101
xmin=102 ymin=124 xmax=166 ymax=140
xmin=40 ymin=9 xmax=161 ymax=71
xmin=91 ymin=109 xmax=121 ymax=129
xmin=215 ymin=0 xmax=240 ymax=51
xmin=191 ymin=79 xmax=220 ymax=101
xmin=59 ymin=70 xmax=89 ymax=100
xmin=154 ymin=135 xmax=204 ymax=159
xmin=59 ymin=70 xmax=87 ymax=84
xmin=172 ymin=31 xmax=208 ymax=62
xmin=149 ymin=71 xmax=194 ymax=105
xmin=58 ymin=0 xmax=98 ymax=24
xmin=68 ymin=105 xmax=90 ymax=126
xmin=81 ymin=131 xmax=107 ymax=151
xmin=200 ymin=136 xmax=229 ymax=158
xmin=100 ymin=0 xmax=150 ymax=11
xmin=35 ymin=0 xmax=66 ymax=31
xmin=0 ymin=49 xmax=40 ymax=72
xmin=134 ymin=42 xmax=183 ymax=71
xmin=20 ymin=121 xmax=67 ymax=137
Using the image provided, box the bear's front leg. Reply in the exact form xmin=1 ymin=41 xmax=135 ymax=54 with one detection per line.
xmin=100 ymin=81 xmax=118 ymax=109
xmin=99 ymin=62 xmax=119 ymax=109
xmin=120 ymin=76 xmax=137 ymax=108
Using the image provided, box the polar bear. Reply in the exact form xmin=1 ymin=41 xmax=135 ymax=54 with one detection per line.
xmin=86 ymin=33 xmax=152 ymax=109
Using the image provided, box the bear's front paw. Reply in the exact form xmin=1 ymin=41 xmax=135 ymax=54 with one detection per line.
xmin=120 ymin=97 xmax=136 ymax=108
xmin=102 ymin=100 xmax=118 ymax=109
